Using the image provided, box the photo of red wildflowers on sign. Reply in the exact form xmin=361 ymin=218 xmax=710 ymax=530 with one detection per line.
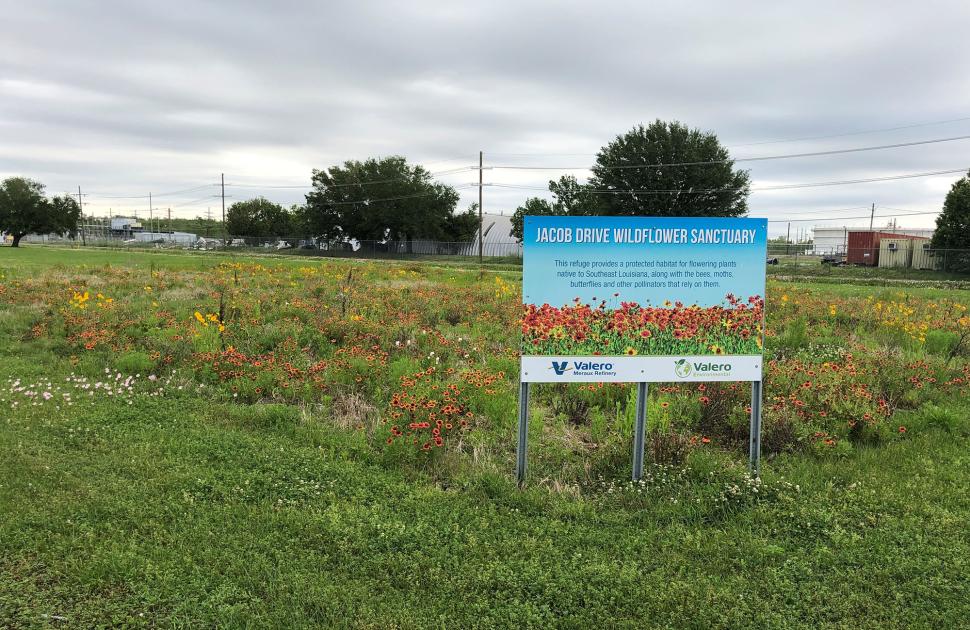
xmin=521 ymin=293 xmax=764 ymax=356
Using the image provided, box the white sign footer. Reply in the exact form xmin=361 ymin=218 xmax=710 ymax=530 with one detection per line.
xmin=520 ymin=355 xmax=763 ymax=383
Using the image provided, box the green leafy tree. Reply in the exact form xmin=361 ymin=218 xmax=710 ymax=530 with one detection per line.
xmin=509 ymin=123 xmax=749 ymax=241
xmin=931 ymin=169 xmax=970 ymax=271
xmin=588 ymin=120 xmax=750 ymax=216
xmin=510 ymin=198 xmax=559 ymax=242
xmin=510 ymin=176 xmax=595 ymax=241
xmin=0 ymin=177 xmax=81 ymax=247
xmin=304 ymin=157 xmax=460 ymax=249
xmin=226 ymin=197 xmax=292 ymax=238
xmin=444 ymin=204 xmax=481 ymax=242
xmin=547 ymin=175 xmax=596 ymax=215
xmin=512 ymin=176 xmax=600 ymax=241
xmin=288 ymin=204 xmax=309 ymax=232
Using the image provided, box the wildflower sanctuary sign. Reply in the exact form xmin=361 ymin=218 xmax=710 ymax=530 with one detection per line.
xmin=516 ymin=216 xmax=768 ymax=483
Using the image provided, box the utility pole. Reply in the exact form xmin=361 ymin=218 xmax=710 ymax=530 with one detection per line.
xmin=167 ymin=207 xmax=172 ymax=241
xmin=76 ymin=186 xmax=86 ymax=246
xmin=221 ymin=173 xmax=226 ymax=244
xmin=478 ymin=151 xmax=484 ymax=264
xmin=869 ymin=202 xmax=875 ymax=231
xmin=149 ymin=192 xmax=154 ymax=237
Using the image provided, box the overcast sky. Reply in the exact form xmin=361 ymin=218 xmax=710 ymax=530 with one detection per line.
xmin=2 ymin=0 xmax=969 ymax=237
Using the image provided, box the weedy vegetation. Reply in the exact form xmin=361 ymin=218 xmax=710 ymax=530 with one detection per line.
xmin=1 ymin=246 xmax=969 ymax=627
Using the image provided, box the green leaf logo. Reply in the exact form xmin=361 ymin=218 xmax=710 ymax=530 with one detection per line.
xmin=674 ymin=359 xmax=692 ymax=378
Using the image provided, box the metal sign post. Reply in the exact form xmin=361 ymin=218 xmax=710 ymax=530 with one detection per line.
xmin=749 ymin=380 xmax=762 ymax=475
xmin=514 ymin=378 xmax=762 ymax=486
xmin=631 ymin=382 xmax=648 ymax=481
xmin=516 ymin=381 xmax=530 ymax=485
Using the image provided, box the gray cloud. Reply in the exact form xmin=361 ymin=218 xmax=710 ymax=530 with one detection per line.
xmin=1 ymin=0 xmax=968 ymax=235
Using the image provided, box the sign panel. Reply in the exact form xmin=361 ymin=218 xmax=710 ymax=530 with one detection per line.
xmin=521 ymin=216 xmax=767 ymax=382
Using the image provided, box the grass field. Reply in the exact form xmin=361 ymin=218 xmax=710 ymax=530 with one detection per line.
xmin=1 ymin=246 xmax=969 ymax=628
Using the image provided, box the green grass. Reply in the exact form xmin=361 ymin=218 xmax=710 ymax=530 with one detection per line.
xmin=2 ymin=388 xmax=968 ymax=627
xmin=1 ymin=245 xmax=969 ymax=627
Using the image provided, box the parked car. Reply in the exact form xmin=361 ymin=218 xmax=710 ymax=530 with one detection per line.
xmin=821 ymin=255 xmax=845 ymax=266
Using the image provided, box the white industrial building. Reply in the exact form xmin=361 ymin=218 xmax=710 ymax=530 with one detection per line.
xmin=812 ymin=226 xmax=935 ymax=254
xmin=111 ymin=217 xmax=142 ymax=231
xmin=387 ymin=212 xmax=522 ymax=257
xmin=462 ymin=212 xmax=521 ymax=257
xmin=132 ymin=231 xmax=198 ymax=245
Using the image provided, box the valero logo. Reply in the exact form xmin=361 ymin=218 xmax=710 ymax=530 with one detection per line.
xmin=674 ymin=358 xmax=692 ymax=378
xmin=551 ymin=360 xmax=569 ymax=376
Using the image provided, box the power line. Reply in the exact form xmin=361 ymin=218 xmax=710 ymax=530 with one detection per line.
xmin=486 ymin=114 xmax=970 ymax=156
xmin=730 ymin=115 xmax=970 ymax=148
xmin=85 ymin=184 xmax=217 ymax=199
xmin=875 ymin=205 xmax=939 ymax=215
xmin=302 ymin=184 xmax=476 ymax=207
xmin=223 ymin=165 xmax=475 ymax=190
xmin=173 ymin=194 xmax=223 ymax=208
xmin=752 ymin=168 xmax=967 ymax=191
xmin=763 ymin=209 xmax=940 ymax=223
xmin=486 ymin=167 xmax=968 ymax=195
xmin=243 ymin=184 xmax=476 ymax=208
xmin=74 ymin=166 xmax=475 ymax=201
xmin=756 ymin=205 xmax=872 ymax=218
xmin=486 ymin=135 xmax=970 ymax=171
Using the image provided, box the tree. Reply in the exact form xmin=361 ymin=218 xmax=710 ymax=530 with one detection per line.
xmin=588 ymin=120 xmax=750 ymax=216
xmin=930 ymin=169 xmax=970 ymax=271
xmin=443 ymin=204 xmax=481 ymax=242
xmin=510 ymin=198 xmax=558 ymax=242
xmin=547 ymin=175 xmax=596 ymax=215
xmin=509 ymin=122 xmax=750 ymax=241
xmin=288 ymin=204 xmax=310 ymax=236
xmin=304 ymin=156 xmax=460 ymax=249
xmin=226 ymin=197 xmax=292 ymax=238
xmin=510 ymin=176 xmax=593 ymax=241
xmin=0 ymin=177 xmax=80 ymax=247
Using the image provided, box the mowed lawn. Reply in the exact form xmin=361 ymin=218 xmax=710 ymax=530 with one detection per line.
xmin=1 ymin=246 xmax=969 ymax=628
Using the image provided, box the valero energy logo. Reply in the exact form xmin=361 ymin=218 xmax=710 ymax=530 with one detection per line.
xmin=550 ymin=360 xmax=616 ymax=378
xmin=675 ymin=359 xmax=733 ymax=378
xmin=674 ymin=359 xmax=692 ymax=378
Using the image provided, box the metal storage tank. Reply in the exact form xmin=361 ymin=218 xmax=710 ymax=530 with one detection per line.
xmin=878 ymin=238 xmax=914 ymax=268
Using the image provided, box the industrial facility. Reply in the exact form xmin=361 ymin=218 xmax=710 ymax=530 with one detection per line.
xmin=813 ymin=227 xmax=939 ymax=269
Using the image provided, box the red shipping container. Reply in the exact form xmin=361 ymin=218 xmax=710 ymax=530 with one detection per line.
xmin=846 ymin=231 xmax=901 ymax=266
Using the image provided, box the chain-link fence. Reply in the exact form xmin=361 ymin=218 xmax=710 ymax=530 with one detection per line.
xmin=766 ymin=244 xmax=970 ymax=274
xmin=10 ymin=232 xmax=525 ymax=262
xmin=10 ymin=232 xmax=970 ymax=274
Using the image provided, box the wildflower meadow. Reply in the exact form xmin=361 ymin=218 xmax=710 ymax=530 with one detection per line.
xmin=1 ymin=246 xmax=969 ymax=627
xmin=521 ymin=294 xmax=765 ymax=356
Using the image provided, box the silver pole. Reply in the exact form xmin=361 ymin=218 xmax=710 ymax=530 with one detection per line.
xmin=749 ymin=380 xmax=762 ymax=476
xmin=632 ymin=382 xmax=648 ymax=481
xmin=516 ymin=381 xmax=530 ymax=485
